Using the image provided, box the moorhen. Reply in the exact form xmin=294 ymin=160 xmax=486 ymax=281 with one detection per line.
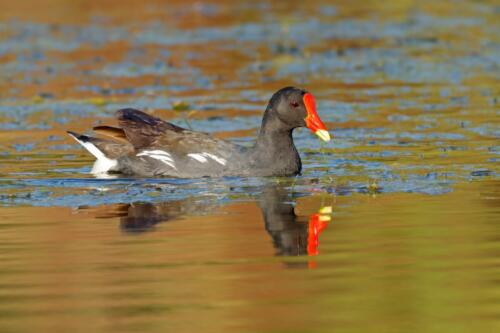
xmin=67 ymin=87 xmax=330 ymax=177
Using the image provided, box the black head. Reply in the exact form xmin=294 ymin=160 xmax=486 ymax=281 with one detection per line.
xmin=267 ymin=87 xmax=308 ymax=128
xmin=264 ymin=87 xmax=330 ymax=142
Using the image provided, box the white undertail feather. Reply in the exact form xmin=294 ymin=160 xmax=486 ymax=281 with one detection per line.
xmin=69 ymin=134 xmax=118 ymax=174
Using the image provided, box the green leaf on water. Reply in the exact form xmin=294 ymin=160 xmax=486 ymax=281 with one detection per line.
xmin=172 ymin=101 xmax=191 ymax=111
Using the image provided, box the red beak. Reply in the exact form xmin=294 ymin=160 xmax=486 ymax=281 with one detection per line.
xmin=303 ymin=93 xmax=331 ymax=142
xmin=307 ymin=208 xmax=332 ymax=256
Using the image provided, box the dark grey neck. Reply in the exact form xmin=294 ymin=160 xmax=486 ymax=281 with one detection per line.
xmin=249 ymin=110 xmax=301 ymax=175
xmin=255 ymin=110 xmax=294 ymax=152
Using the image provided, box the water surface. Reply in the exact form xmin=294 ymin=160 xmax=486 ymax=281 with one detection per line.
xmin=0 ymin=0 xmax=499 ymax=332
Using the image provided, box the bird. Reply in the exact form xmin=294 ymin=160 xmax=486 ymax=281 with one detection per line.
xmin=67 ymin=86 xmax=331 ymax=178
xmin=259 ymin=185 xmax=332 ymax=256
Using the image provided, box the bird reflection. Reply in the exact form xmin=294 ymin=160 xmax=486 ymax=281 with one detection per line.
xmin=84 ymin=184 xmax=332 ymax=256
xmin=258 ymin=185 xmax=332 ymax=256
xmin=85 ymin=197 xmax=213 ymax=233
xmin=115 ymin=202 xmax=179 ymax=231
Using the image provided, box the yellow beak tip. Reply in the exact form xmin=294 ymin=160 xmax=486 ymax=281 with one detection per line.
xmin=319 ymin=215 xmax=331 ymax=222
xmin=315 ymin=130 xmax=331 ymax=142
xmin=319 ymin=206 xmax=332 ymax=214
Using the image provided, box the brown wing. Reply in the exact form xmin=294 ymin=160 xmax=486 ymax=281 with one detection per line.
xmin=115 ymin=108 xmax=241 ymax=158
xmin=93 ymin=126 xmax=129 ymax=143
xmin=116 ymin=108 xmax=186 ymax=149
xmin=67 ymin=131 xmax=133 ymax=159
xmin=92 ymin=140 xmax=134 ymax=159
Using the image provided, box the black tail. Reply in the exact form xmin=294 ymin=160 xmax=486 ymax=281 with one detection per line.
xmin=67 ymin=131 xmax=91 ymax=142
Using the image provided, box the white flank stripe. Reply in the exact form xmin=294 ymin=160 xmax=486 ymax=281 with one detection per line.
xmin=137 ymin=150 xmax=176 ymax=169
xmin=188 ymin=152 xmax=226 ymax=166
xmin=138 ymin=150 xmax=171 ymax=157
xmin=137 ymin=150 xmax=172 ymax=158
xmin=150 ymin=155 xmax=176 ymax=169
xmin=203 ymin=153 xmax=227 ymax=166
xmin=188 ymin=153 xmax=208 ymax=163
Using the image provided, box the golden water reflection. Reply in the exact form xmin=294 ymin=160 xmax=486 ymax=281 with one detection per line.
xmin=0 ymin=181 xmax=498 ymax=332
xmin=83 ymin=184 xmax=333 ymax=257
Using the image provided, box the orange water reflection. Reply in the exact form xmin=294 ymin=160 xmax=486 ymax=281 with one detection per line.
xmin=0 ymin=181 xmax=498 ymax=332
xmin=83 ymin=184 xmax=333 ymax=257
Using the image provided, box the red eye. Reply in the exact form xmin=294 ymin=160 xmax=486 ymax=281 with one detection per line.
xmin=290 ymin=101 xmax=299 ymax=108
